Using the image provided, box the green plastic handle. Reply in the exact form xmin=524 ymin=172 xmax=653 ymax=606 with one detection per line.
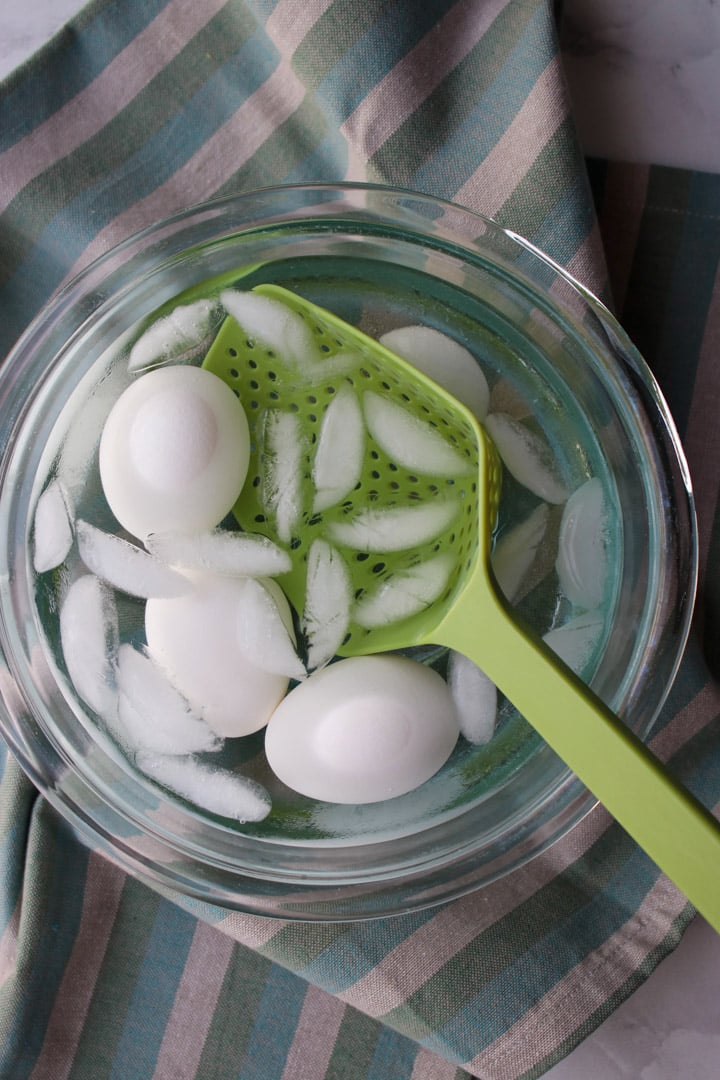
xmin=428 ymin=562 xmax=720 ymax=932
xmin=204 ymin=283 xmax=716 ymax=928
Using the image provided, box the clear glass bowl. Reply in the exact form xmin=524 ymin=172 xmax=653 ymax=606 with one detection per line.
xmin=0 ymin=184 xmax=697 ymax=920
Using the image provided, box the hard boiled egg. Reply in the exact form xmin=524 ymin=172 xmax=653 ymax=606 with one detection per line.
xmin=99 ymin=365 xmax=250 ymax=540
xmin=264 ymin=655 xmax=459 ymax=803
xmin=145 ymin=574 xmax=291 ymax=738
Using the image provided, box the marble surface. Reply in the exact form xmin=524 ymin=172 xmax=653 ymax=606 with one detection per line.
xmin=560 ymin=0 xmax=720 ymax=173
xmin=1 ymin=3 xmax=720 ymax=1079
xmin=0 ymin=0 xmax=86 ymax=79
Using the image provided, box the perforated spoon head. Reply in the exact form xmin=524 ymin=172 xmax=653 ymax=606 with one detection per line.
xmin=203 ymin=284 xmax=501 ymax=657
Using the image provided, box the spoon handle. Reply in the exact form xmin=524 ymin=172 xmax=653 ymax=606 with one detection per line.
xmin=435 ymin=580 xmax=720 ymax=932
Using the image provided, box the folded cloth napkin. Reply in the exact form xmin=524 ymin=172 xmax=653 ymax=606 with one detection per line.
xmin=1 ymin=2 xmax=720 ymax=1078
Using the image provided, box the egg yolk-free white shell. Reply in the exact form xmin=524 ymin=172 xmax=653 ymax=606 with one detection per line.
xmin=145 ymin=575 xmax=290 ymax=738
xmin=264 ymin=655 xmax=459 ymax=803
xmin=99 ymin=365 xmax=250 ymax=540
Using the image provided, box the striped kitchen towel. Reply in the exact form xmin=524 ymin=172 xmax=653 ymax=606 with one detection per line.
xmin=1 ymin=2 xmax=719 ymax=1078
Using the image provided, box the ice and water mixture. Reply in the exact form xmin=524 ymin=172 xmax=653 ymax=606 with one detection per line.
xmin=32 ymin=279 xmax=612 ymax=834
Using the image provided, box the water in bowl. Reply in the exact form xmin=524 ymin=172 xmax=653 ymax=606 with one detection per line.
xmin=30 ymin=250 xmax=619 ymax=844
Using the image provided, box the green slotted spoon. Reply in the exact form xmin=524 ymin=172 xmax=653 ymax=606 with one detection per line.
xmin=204 ymin=283 xmax=720 ymax=931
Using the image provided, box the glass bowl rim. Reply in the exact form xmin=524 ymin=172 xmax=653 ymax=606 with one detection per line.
xmin=0 ymin=181 xmax=699 ymax=920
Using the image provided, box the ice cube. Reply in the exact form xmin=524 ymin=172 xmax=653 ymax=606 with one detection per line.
xmin=220 ymin=289 xmax=318 ymax=367
xmin=556 ymin=478 xmax=608 ymax=610
xmin=543 ymin=611 xmax=604 ymax=674
xmin=76 ymin=520 xmax=190 ymax=599
xmin=328 ymin=500 xmax=459 ymax=553
xmin=302 ymin=539 xmax=351 ymax=669
xmin=485 ymin=413 xmax=569 ymax=504
xmin=296 ymin=350 xmax=358 ymax=385
xmin=144 ymin=528 xmax=291 ymax=578
xmin=137 ymin=752 xmax=272 ymax=822
xmin=447 ymin=651 xmax=497 ymax=744
xmin=488 ymin=378 xmax=534 ymax=420
xmin=127 ymin=300 xmax=220 ymax=372
xmin=59 ymin=574 xmax=119 ymax=720
xmin=353 ymin=552 xmax=454 ymax=628
xmin=363 ymin=392 xmax=473 ymax=477
xmin=115 ymin=643 xmax=222 ymax=755
xmin=312 ymin=387 xmax=365 ymax=512
xmin=56 ymin=359 xmax=132 ymax=498
xmin=261 ymin=409 xmax=304 ymax=543
xmin=379 ymin=325 xmax=490 ymax=420
xmin=33 ymin=479 xmax=74 ymax=573
xmin=235 ymin=578 xmax=306 ymax=681
xmin=491 ymin=503 xmax=549 ymax=602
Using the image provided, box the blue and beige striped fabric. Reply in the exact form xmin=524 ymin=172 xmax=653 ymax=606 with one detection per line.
xmin=1 ymin=2 xmax=719 ymax=1078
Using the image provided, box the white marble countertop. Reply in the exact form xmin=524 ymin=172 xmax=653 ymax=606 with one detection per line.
xmin=1 ymin=3 xmax=719 ymax=1079
xmin=560 ymin=0 xmax=720 ymax=173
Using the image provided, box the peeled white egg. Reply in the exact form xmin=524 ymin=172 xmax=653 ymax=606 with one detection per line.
xmin=145 ymin=574 xmax=290 ymax=738
xmin=264 ymin=655 xmax=459 ymax=804
xmin=99 ymin=365 xmax=250 ymax=540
